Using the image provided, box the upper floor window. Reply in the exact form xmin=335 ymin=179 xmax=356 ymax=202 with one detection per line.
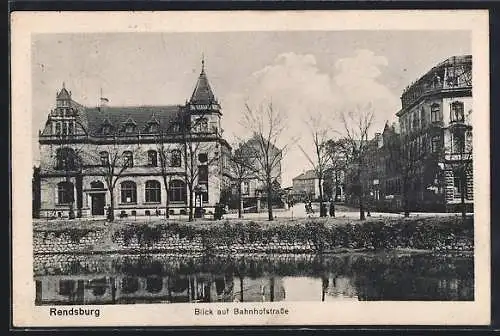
xmin=123 ymin=151 xmax=133 ymax=167
xmin=55 ymin=122 xmax=62 ymax=135
xmin=412 ymin=112 xmax=419 ymax=129
xmin=420 ymin=107 xmax=426 ymax=127
xmin=242 ymin=181 xmax=250 ymax=195
xmin=450 ymin=101 xmax=465 ymax=123
xmin=195 ymin=118 xmax=208 ymax=132
xmin=452 ymin=130 xmax=466 ymax=154
xmin=101 ymin=122 xmax=113 ymax=135
xmin=431 ymin=136 xmax=441 ymax=153
xmin=170 ymin=149 xmax=181 ymax=167
xmin=430 ymin=103 xmax=441 ymax=123
xmin=55 ymin=147 xmax=77 ymax=170
xmin=99 ymin=151 xmax=109 ymax=166
xmin=146 ymin=122 xmax=159 ymax=133
xmin=198 ymin=153 xmax=208 ymax=164
xmin=125 ymin=123 xmax=136 ymax=134
xmin=171 ymin=123 xmax=180 ymax=133
xmin=57 ymin=181 xmax=74 ymax=204
xmin=147 ymin=150 xmax=158 ymax=167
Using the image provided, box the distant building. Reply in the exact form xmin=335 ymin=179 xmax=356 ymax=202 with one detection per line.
xmin=234 ymin=135 xmax=283 ymax=211
xmin=362 ymin=123 xmax=403 ymax=211
xmin=292 ymin=169 xmax=345 ymax=202
xmin=292 ymin=170 xmax=320 ymax=200
xmin=37 ymin=60 xmax=232 ymax=218
xmin=396 ymin=55 xmax=473 ymax=212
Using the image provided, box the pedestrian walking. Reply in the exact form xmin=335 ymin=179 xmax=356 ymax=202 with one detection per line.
xmin=329 ymin=201 xmax=335 ymax=218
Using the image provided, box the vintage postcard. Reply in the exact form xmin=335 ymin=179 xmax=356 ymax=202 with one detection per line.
xmin=11 ymin=10 xmax=490 ymax=327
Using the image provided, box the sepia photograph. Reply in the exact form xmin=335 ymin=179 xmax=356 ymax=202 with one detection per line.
xmin=11 ymin=10 xmax=490 ymax=326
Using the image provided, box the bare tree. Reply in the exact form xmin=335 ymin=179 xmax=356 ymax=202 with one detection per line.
xmin=156 ymin=135 xmax=175 ymax=219
xmin=384 ymin=130 xmax=425 ymax=217
xmin=298 ymin=115 xmax=332 ymax=217
xmin=324 ymin=138 xmax=350 ymax=202
xmin=240 ymin=102 xmax=291 ymax=221
xmin=182 ymin=115 xmax=220 ymax=221
xmin=86 ymin=139 xmax=139 ymax=222
xmin=229 ymin=142 xmax=257 ymax=219
xmin=53 ymin=132 xmax=87 ymax=219
xmin=338 ymin=104 xmax=375 ymax=220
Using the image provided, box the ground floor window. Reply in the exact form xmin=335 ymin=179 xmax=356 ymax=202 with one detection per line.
xmin=453 ymin=171 xmax=463 ymax=198
xmin=57 ymin=181 xmax=74 ymax=204
xmin=145 ymin=180 xmax=161 ymax=203
xmin=121 ymin=181 xmax=137 ymax=203
xmin=169 ymin=180 xmax=186 ymax=202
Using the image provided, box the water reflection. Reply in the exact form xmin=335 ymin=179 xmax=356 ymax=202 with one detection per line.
xmin=34 ymin=252 xmax=473 ymax=305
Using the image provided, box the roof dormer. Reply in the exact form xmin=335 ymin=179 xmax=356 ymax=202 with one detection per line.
xmin=122 ymin=116 xmax=137 ymax=134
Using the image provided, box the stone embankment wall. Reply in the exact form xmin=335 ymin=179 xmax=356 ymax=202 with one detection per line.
xmin=33 ymin=217 xmax=474 ymax=255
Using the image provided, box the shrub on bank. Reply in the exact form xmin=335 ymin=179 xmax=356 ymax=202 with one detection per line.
xmin=104 ymin=216 xmax=473 ymax=252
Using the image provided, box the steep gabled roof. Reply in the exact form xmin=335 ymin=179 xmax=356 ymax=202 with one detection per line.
xmin=83 ymin=105 xmax=183 ymax=136
xmin=293 ymin=170 xmax=318 ymax=181
xmin=56 ymin=84 xmax=71 ymax=100
xmin=189 ymin=60 xmax=217 ymax=105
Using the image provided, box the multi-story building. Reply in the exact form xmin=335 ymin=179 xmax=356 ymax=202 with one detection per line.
xmin=36 ymin=61 xmax=232 ymax=219
xmin=361 ymin=123 xmax=403 ymax=211
xmin=233 ymin=135 xmax=283 ymax=211
xmin=292 ymin=170 xmax=321 ymax=201
xmin=396 ymin=55 xmax=473 ymax=212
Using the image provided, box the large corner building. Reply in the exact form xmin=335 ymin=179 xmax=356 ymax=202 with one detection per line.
xmin=37 ymin=61 xmax=232 ymax=218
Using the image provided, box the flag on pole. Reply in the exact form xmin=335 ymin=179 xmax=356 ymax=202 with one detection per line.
xmin=100 ymin=97 xmax=109 ymax=103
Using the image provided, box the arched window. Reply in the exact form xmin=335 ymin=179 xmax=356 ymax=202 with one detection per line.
xmin=121 ymin=277 xmax=139 ymax=294
xmin=430 ymin=103 xmax=441 ymax=123
xmin=90 ymin=181 xmax=105 ymax=189
xmin=57 ymin=181 xmax=74 ymax=204
xmin=99 ymin=151 xmax=109 ymax=166
xmin=55 ymin=147 xmax=77 ymax=170
xmin=147 ymin=150 xmax=158 ymax=167
xmin=121 ymin=181 xmax=137 ymax=203
xmin=198 ymin=118 xmax=208 ymax=132
xmin=145 ymin=180 xmax=161 ymax=203
xmin=450 ymin=101 xmax=465 ymax=123
xmin=146 ymin=277 xmax=163 ymax=294
xmin=170 ymin=150 xmax=181 ymax=167
xmin=169 ymin=180 xmax=186 ymax=203
xmin=198 ymin=153 xmax=208 ymax=163
xmin=123 ymin=151 xmax=133 ymax=167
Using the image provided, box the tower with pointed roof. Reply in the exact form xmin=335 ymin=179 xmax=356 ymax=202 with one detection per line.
xmin=37 ymin=61 xmax=233 ymax=219
xmin=186 ymin=57 xmax=222 ymax=136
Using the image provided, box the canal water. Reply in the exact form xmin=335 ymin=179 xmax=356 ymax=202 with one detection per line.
xmin=34 ymin=252 xmax=473 ymax=305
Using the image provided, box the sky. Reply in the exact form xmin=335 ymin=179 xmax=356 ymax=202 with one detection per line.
xmin=32 ymin=31 xmax=471 ymax=186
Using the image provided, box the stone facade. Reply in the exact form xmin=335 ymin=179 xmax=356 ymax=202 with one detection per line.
xmin=395 ymin=55 xmax=473 ymax=211
xmin=36 ymin=62 xmax=232 ymax=219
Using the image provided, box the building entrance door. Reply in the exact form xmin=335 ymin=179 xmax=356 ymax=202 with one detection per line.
xmin=91 ymin=193 xmax=105 ymax=216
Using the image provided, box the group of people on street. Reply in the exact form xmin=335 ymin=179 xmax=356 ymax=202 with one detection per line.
xmin=305 ymin=200 xmax=335 ymax=217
